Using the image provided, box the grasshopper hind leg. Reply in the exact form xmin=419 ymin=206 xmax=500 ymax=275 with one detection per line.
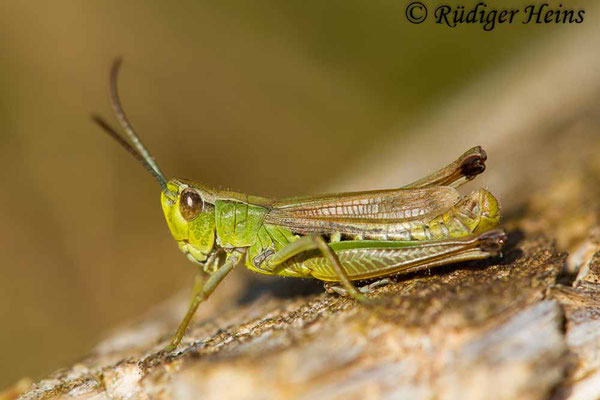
xmin=403 ymin=146 xmax=487 ymax=189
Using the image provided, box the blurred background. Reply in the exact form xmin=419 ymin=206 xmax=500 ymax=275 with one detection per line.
xmin=0 ymin=0 xmax=593 ymax=387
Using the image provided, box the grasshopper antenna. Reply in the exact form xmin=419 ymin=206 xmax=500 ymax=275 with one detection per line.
xmin=92 ymin=58 xmax=173 ymax=196
xmin=91 ymin=114 xmax=169 ymax=191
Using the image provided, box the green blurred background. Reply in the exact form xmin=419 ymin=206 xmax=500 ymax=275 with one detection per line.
xmin=0 ymin=0 xmax=586 ymax=386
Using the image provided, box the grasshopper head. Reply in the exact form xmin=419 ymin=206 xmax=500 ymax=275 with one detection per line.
xmin=161 ymin=180 xmax=216 ymax=264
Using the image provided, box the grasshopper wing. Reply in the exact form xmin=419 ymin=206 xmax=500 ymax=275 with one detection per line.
xmin=265 ymin=186 xmax=460 ymax=235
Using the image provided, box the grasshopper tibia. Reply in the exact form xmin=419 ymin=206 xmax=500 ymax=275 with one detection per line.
xmin=477 ymin=229 xmax=507 ymax=254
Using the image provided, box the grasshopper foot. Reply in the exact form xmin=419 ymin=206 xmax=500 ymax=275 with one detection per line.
xmin=163 ymin=343 xmax=178 ymax=352
xmin=324 ymin=278 xmax=393 ymax=300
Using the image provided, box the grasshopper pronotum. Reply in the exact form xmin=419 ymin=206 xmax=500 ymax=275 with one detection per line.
xmin=93 ymin=59 xmax=506 ymax=351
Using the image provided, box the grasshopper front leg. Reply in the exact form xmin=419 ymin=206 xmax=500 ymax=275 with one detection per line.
xmin=165 ymin=248 xmax=245 ymax=351
xmin=265 ymin=235 xmax=369 ymax=303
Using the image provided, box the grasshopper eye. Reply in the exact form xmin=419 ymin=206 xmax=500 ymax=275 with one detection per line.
xmin=179 ymin=188 xmax=203 ymax=221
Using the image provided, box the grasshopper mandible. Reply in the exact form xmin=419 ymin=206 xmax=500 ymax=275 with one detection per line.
xmin=93 ymin=59 xmax=506 ymax=351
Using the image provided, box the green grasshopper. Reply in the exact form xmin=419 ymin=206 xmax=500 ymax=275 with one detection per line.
xmin=93 ymin=59 xmax=506 ymax=351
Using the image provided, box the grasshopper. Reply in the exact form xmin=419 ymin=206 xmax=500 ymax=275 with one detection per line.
xmin=93 ymin=59 xmax=506 ymax=351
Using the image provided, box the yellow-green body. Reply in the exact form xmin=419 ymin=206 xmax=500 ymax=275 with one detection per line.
xmin=161 ymin=179 xmax=500 ymax=283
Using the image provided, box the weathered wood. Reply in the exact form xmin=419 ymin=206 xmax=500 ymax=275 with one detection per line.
xmin=8 ymin=233 xmax=571 ymax=400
